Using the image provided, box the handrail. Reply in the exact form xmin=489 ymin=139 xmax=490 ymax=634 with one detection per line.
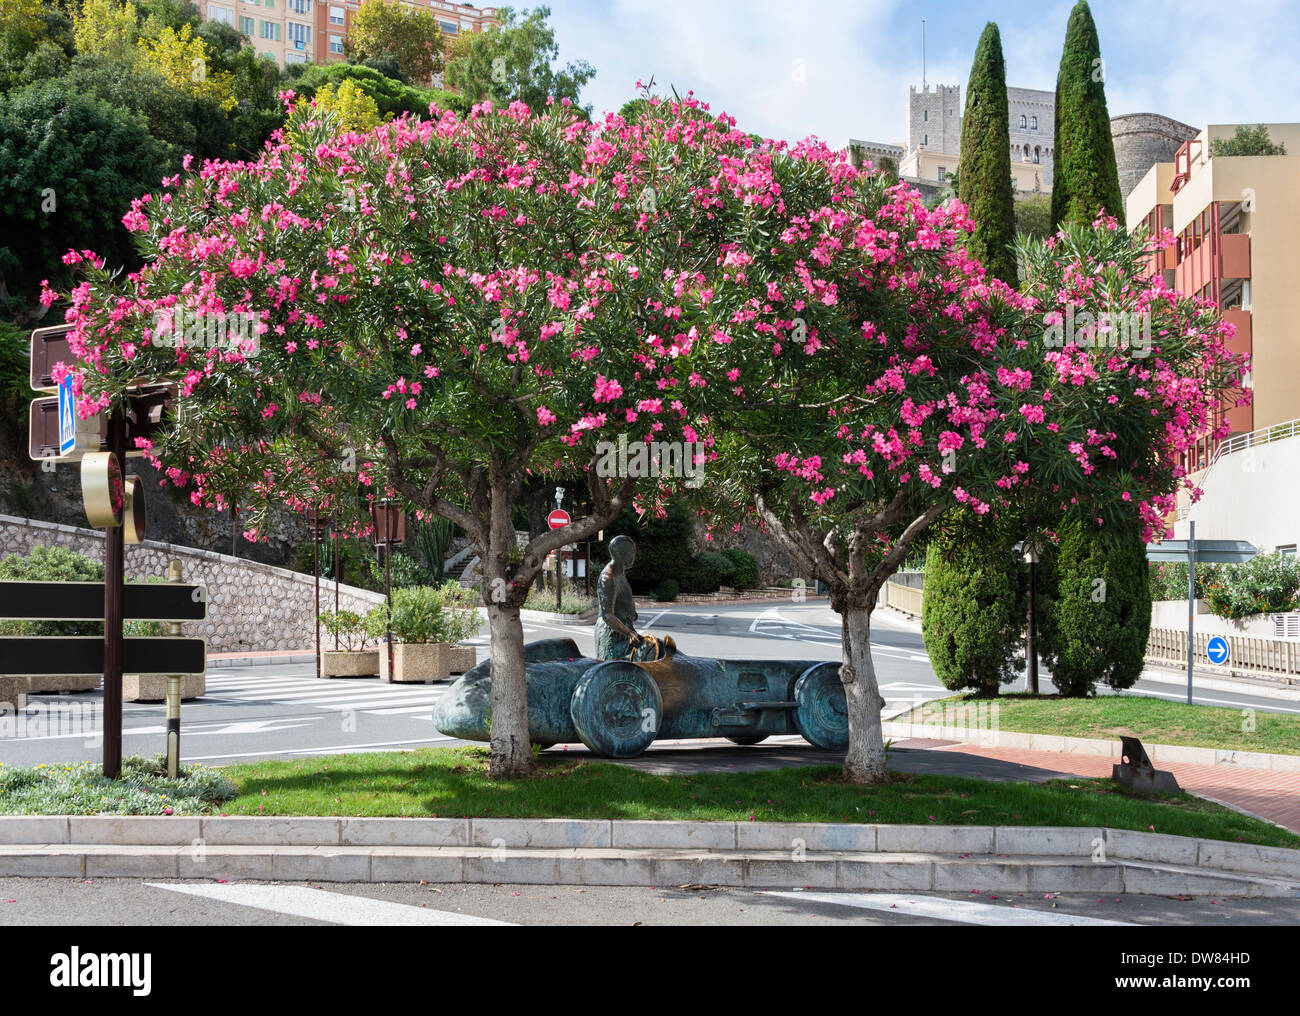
xmin=1178 ymin=417 xmax=1300 ymax=520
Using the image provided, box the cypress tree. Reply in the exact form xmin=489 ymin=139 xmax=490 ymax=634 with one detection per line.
xmin=1041 ymin=520 xmax=1151 ymax=696
xmin=1050 ymin=1 xmax=1125 ymax=231
xmin=921 ymin=518 xmax=1027 ymax=697
xmin=958 ymin=22 xmax=1019 ymax=286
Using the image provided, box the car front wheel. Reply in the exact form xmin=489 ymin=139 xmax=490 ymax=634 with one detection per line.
xmin=570 ymin=662 xmax=663 ymax=758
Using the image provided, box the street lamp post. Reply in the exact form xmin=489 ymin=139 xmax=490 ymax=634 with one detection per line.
xmin=1019 ymin=539 xmax=1041 ymax=695
xmin=370 ymin=500 xmax=406 ymax=678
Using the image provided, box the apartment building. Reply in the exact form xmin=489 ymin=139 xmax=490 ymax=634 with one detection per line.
xmin=1126 ymin=123 xmax=1300 ymax=466
xmin=195 ymin=0 xmax=498 ymax=73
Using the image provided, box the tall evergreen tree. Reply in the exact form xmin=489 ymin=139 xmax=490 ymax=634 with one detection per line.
xmin=1051 ymin=1 xmax=1124 ymax=231
xmin=958 ymin=22 xmax=1018 ymax=286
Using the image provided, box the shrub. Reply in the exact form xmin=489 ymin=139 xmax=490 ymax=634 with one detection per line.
xmin=319 ymin=609 xmax=369 ymax=651
xmin=0 ymin=754 xmax=235 ymax=815
xmin=921 ymin=523 xmax=1026 ymax=696
xmin=720 ymin=548 xmax=759 ymax=590
xmin=365 ymin=585 xmax=478 ymax=645
xmin=681 ymin=551 xmax=733 ymax=594
xmin=523 ymin=589 xmax=594 ymax=615
xmin=1043 ymin=521 xmax=1150 ymax=696
xmin=0 ymin=545 xmax=104 ymax=637
xmin=1148 ymin=560 xmax=1220 ymax=601
xmin=594 ymin=499 xmax=696 ymax=593
xmin=1202 ymin=553 xmax=1300 ymax=620
xmin=653 ymin=579 xmax=680 ymax=602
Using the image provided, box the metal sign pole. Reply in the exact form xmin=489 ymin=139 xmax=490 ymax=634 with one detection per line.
xmin=165 ymin=559 xmax=183 ymax=779
xmin=1187 ymin=520 xmax=1196 ymax=706
xmin=103 ymin=410 xmax=126 ymax=779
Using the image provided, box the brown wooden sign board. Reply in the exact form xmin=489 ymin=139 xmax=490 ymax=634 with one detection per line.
xmin=0 ymin=581 xmax=208 ymax=622
xmin=0 ymin=637 xmax=206 ymax=676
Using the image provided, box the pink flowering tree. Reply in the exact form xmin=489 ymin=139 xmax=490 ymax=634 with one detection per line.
xmin=44 ymin=90 xmax=767 ymax=778
xmin=673 ymin=140 xmax=1248 ymax=782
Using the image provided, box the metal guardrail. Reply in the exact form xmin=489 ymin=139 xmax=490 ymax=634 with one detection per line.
xmin=1147 ymin=627 xmax=1300 ymax=677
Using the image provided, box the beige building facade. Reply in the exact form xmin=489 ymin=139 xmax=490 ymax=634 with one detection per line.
xmin=195 ymin=0 xmax=498 ymax=75
xmin=1126 ymin=123 xmax=1300 ymax=471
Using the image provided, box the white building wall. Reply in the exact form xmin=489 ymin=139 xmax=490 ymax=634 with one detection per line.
xmin=1173 ymin=435 xmax=1300 ymax=553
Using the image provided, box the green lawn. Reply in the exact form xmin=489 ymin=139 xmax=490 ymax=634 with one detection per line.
xmin=897 ymin=694 xmax=1300 ymax=755
xmin=216 ymin=746 xmax=1300 ymax=848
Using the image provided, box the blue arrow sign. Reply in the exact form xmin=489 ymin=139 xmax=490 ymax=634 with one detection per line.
xmin=1206 ymin=636 xmax=1230 ymax=666
xmin=57 ymin=375 xmax=76 ymax=456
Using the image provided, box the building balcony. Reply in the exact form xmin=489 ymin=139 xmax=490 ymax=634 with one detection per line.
xmin=1174 ymin=231 xmax=1251 ymax=296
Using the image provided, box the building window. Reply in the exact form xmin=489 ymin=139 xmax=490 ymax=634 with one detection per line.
xmin=329 ymin=32 xmax=344 ymax=53
xmin=208 ymin=4 xmax=234 ymax=24
xmin=1030 ymin=116 xmax=1038 ymax=130
xmin=329 ymin=4 xmax=343 ymax=24
xmin=239 ymin=15 xmax=254 ymax=34
xmin=1279 ymin=545 xmax=1297 ymax=558
xmin=923 ymin=134 xmax=927 ymax=147
xmin=439 ymin=19 xmax=458 ymax=34
xmin=289 ymin=0 xmax=310 ymax=11
xmin=923 ymin=109 xmax=928 ymax=122
xmin=1033 ymin=147 xmax=1040 ymax=164
xmin=288 ymin=20 xmax=310 ymax=46
xmin=937 ymin=167 xmax=946 ymax=182
xmin=260 ymin=19 xmax=279 ymax=40
xmin=1019 ymin=115 xmax=1027 ymax=128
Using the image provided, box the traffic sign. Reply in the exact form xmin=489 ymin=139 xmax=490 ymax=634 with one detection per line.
xmin=29 ymin=323 xmax=74 ymax=393
xmin=1206 ymin=636 xmax=1230 ymax=666
xmin=0 ymin=637 xmax=206 ymax=677
xmin=0 ymin=581 xmax=208 ymax=622
xmin=58 ymin=376 xmax=75 ymax=455
xmin=1146 ymin=539 xmax=1258 ymax=563
xmin=548 ymin=509 xmax=572 ymax=530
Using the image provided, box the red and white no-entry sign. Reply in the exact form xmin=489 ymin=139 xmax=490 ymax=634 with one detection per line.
xmin=548 ymin=509 xmax=571 ymax=530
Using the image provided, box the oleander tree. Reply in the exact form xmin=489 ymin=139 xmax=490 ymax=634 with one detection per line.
xmin=680 ymin=139 xmax=1249 ymax=781
xmin=42 ymin=88 xmax=766 ymax=777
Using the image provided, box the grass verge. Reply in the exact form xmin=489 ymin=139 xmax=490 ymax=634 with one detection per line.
xmin=896 ymin=693 xmax=1300 ymax=756
xmin=215 ymin=747 xmax=1300 ymax=848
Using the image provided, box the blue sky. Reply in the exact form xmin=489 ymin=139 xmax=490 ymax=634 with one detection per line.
xmin=540 ymin=0 xmax=1300 ymax=146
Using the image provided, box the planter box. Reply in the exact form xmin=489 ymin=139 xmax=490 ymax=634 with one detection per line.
xmin=321 ymin=650 xmax=381 ymax=678
xmin=379 ymin=643 xmax=449 ymax=683
xmin=0 ymin=677 xmax=27 ymax=712
xmin=122 ymin=674 xmax=205 ymax=702
xmin=24 ymin=675 xmax=101 ymax=694
xmin=447 ymin=645 xmax=477 ymax=674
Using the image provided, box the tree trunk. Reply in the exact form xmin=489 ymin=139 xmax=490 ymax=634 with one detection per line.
xmin=486 ymin=601 xmax=534 ymax=778
xmin=840 ymin=602 xmax=890 ymax=783
xmin=485 ymin=480 xmax=535 ymax=778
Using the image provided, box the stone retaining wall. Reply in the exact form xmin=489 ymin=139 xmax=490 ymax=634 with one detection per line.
xmin=0 ymin=515 xmax=385 ymax=654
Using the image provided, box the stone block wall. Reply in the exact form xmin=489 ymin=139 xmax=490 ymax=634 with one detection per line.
xmin=0 ymin=515 xmax=385 ymax=654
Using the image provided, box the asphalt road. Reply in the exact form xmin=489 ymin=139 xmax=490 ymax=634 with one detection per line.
xmin=1 ymin=599 xmax=1297 ymax=768
xmin=2 ymin=877 xmax=1297 ymax=926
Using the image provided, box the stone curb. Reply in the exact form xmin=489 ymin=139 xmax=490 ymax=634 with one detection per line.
xmin=881 ymin=721 xmax=1300 ymax=773
xmin=0 ymin=842 xmax=1293 ymax=896
xmin=518 ymin=609 xmax=596 ymax=626
xmin=0 ymin=817 xmax=1295 ymax=886
xmin=207 ymin=653 xmax=316 ymax=669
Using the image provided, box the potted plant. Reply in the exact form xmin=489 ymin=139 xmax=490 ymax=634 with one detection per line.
xmin=367 ymin=586 xmax=466 ymax=683
xmin=319 ymin=610 xmax=380 ymax=678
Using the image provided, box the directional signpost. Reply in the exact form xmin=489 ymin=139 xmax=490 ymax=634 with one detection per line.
xmin=27 ymin=324 xmax=183 ymax=778
xmin=1146 ymin=521 xmax=1257 ymax=704
xmin=549 ymin=503 xmax=571 ymax=612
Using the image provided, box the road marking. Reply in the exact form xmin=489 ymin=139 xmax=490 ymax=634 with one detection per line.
xmin=147 ymin=883 xmax=513 ymax=926
xmin=763 ymin=891 xmax=1131 ymax=926
xmin=365 ymin=704 xmax=444 ymax=716
xmin=1129 ymin=686 xmax=1300 ymax=715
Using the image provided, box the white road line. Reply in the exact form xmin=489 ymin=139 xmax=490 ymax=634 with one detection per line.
xmin=147 ymin=883 xmax=513 ymax=926
xmin=763 ymin=891 xmax=1131 ymax=926
xmin=1130 ymin=687 xmax=1300 ymax=714
xmin=302 ymin=696 xmax=446 ymax=712
xmin=365 ymin=705 xmax=443 ymax=716
xmin=182 ymin=736 xmax=455 ymax=761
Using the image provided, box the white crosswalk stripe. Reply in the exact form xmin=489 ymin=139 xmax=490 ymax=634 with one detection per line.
xmin=204 ymin=672 xmax=453 ymax=717
xmin=763 ymin=891 xmax=1132 ymax=926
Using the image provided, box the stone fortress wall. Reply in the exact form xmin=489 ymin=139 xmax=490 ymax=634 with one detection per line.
xmin=0 ymin=515 xmax=385 ymax=654
xmin=1110 ymin=112 xmax=1199 ymax=204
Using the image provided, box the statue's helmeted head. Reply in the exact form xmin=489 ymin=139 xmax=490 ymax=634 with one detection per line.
xmin=608 ymin=534 xmax=636 ymax=568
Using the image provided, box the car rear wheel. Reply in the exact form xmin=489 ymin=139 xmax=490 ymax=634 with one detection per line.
xmin=570 ymin=662 xmax=663 ymax=758
xmin=726 ymin=735 xmax=768 ymax=746
xmin=792 ymin=662 xmax=849 ymax=751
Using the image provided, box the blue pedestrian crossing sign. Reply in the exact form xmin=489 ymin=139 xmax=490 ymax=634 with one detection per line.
xmin=58 ymin=375 xmax=76 ymax=456
xmin=1206 ymin=636 xmax=1230 ymax=665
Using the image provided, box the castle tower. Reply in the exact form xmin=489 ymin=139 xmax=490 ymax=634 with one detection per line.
xmin=908 ymin=83 xmax=962 ymax=155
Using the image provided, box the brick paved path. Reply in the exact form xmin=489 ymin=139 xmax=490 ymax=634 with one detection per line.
xmin=936 ymin=744 xmax=1300 ymax=834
